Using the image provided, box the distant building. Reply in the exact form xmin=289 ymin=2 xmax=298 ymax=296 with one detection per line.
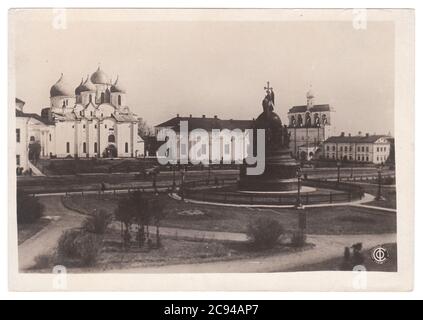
xmin=155 ymin=115 xmax=253 ymax=163
xmin=15 ymin=98 xmax=52 ymax=173
xmin=287 ymin=90 xmax=334 ymax=161
xmin=323 ymin=132 xmax=391 ymax=164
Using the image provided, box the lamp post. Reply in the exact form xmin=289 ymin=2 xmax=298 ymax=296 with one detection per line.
xmin=376 ymin=163 xmax=383 ymax=200
xmin=180 ymin=169 xmax=185 ymax=201
xmin=152 ymin=171 xmax=158 ymax=194
xmin=172 ymin=164 xmax=176 ymax=191
xmin=295 ymin=167 xmax=303 ymax=209
xmin=337 ymin=161 xmax=342 ymax=183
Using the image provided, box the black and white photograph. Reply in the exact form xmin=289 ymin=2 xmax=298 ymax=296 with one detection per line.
xmin=6 ymin=7 xmax=415 ymax=293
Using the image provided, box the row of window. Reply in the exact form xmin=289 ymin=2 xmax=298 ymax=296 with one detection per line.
xmin=65 ymin=141 xmax=129 ymax=154
xmin=71 ymin=124 xmax=114 ymax=129
xmin=70 ymin=94 xmax=122 ymax=106
xmin=325 ymin=154 xmax=387 ymax=162
xmin=78 ymin=111 xmax=115 ymax=118
xmin=326 ymin=145 xmax=388 ymax=153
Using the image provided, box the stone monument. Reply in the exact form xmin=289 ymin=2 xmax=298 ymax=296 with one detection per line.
xmin=239 ymin=82 xmax=299 ymax=191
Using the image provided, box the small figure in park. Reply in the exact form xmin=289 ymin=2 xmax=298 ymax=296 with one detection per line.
xmin=351 ymin=243 xmax=364 ymax=267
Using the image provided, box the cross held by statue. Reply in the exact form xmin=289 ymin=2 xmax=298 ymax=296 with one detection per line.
xmin=264 ymin=81 xmax=273 ymax=93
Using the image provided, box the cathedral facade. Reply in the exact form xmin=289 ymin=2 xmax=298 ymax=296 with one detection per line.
xmin=16 ymin=67 xmax=144 ymax=172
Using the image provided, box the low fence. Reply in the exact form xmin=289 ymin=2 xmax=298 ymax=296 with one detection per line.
xmin=181 ymin=178 xmax=364 ymax=206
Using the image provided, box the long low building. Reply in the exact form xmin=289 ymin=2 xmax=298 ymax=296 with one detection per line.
xmin=323 ymin=133 xmax=391 ymax=164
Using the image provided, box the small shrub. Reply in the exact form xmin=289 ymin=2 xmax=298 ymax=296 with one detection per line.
xmin=17 ymin=191 xmax=43 ymax=224
xmin=57 ymin=229 xmax=81 ymax=259
xmin=32 ymin=253 xmax=54 ymax=270
xmin=83 ymin=209 xmax=112 ymax=235
xmin=73 ymin=232 xmax=102 ymax=266
xmin=290 ymin=232 xmax=307 ymax=247
xmin=57 ymin=229 xmax=102 ymax=267
xmin=247 ymin=217 xmax=284 ymax=249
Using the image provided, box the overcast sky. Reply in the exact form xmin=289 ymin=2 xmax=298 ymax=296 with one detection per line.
xmin=11 ymin=10 xmax=395 ymax=135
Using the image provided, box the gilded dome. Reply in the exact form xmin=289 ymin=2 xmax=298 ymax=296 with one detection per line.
xmin=50 ymin=74 xmax=73 ymax=98
xmin=90 ymin=66 xmax=109 ymax=85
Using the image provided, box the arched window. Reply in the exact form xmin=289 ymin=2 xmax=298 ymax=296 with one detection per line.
xmin=297 ymin=115 xmax=303 ymax=127
xmin=314 ymin=113 xmax=320 ymax=125
xmin=30 ymin=136 xmax=35 ymax=142
xmin=94 ymin=142 xmax=98 ymax=153
xmin=118 ymin=95 xmax=122 ymax=106
xmin=125 ymin=142 xmax=129 ymax=153
xmin=89 ymin=94 xmax=92 ymax=103
xmin=108 ymin=135 xmax=115 ymax=143
xmin=83 ymin=142 xmax=87 ymax=153
xmin=66 ymin=142 xmax=70 ymax=153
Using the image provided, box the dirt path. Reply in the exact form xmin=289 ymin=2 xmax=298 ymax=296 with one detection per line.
xmin=18 ymin=196 xmax=85 ymax=271
xmin=109 ymin=233 xmax=396 ymax=273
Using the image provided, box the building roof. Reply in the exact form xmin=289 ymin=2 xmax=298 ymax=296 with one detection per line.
xmin=325 ymin=135 xmax=388 ymax=144
xmin=16 ymin=109 xmax=53 ymax=125
xmin=156 ymin=116 xmax=254 ymax=131
xmin=15 ymin=98 xmax=25 ymax=106
xmin=112 ymin=113 xmax=138 ymax=122
xmin=288 ymin=104 xmax=331 ymax=114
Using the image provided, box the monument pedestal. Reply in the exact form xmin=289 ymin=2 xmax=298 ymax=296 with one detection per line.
xmin=239 ymin=149 xmax=298 ymax=192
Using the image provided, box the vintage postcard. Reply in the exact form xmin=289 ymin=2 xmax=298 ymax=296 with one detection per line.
xmin=8 ymin=8 xmax=414 ymax=291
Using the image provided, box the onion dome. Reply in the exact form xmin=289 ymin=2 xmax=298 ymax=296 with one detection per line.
xmin=82 ymin=75 xmax=97 ymax=92
xmin=110 ymin=76 xmax=126 ymax=93
xmin=76 ymin=76 xmax=97 ymax=95
xmin=74 ymin=78 xmax=85 ymax=95
xmin=90 ymin=66 xmax=109 ymax=85
xmin=50 ymin=73 xmax=73 ymax=98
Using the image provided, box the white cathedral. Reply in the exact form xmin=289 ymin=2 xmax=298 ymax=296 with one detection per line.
xmin=16 ymin=67 xmax=145 ymax=172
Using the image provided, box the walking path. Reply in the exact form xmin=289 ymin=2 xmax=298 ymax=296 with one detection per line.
xmin=170 ymin=192 xmax=378 ymax=209
xmin=18 ymin=196 xmax=85 ymax=270
xmin=112 ymin=233 xmax=397 ymax=273
xmin=351 ymin=203 xmax=397 ymax=213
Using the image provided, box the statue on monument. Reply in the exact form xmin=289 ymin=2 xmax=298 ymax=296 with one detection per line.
xmin=239 ymin=82 xmax=298 ymax=192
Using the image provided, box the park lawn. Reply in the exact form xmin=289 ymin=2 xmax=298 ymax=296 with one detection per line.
xmin=353 ymin=183 xmax=397 ymax=209
xmin=18 ymin=218 xmax=51 ymax=245
xmin=286 ymin=243 xmax=397 ymax=272
xmin=62 ymin=194 xmax=397 ymax=236
xmin=90 ymin=230 xmax=310 ymax=272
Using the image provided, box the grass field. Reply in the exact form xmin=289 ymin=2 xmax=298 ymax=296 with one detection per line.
xmin=89 ymin=230 xmax=311 ymax=271
xmin=62 ymin=194 xmax=397 ymax=235
xmin=357 ymin=184 xmax=396 ymax=209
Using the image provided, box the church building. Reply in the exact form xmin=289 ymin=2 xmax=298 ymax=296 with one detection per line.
xmin=287 ymin=89 xmax=334 ymax=161
xmin=16 ymin=67 xmax=144 ymax=173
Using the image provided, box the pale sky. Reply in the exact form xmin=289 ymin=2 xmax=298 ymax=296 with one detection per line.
xmin=11 ymin=9 xmax=395 ymax=135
